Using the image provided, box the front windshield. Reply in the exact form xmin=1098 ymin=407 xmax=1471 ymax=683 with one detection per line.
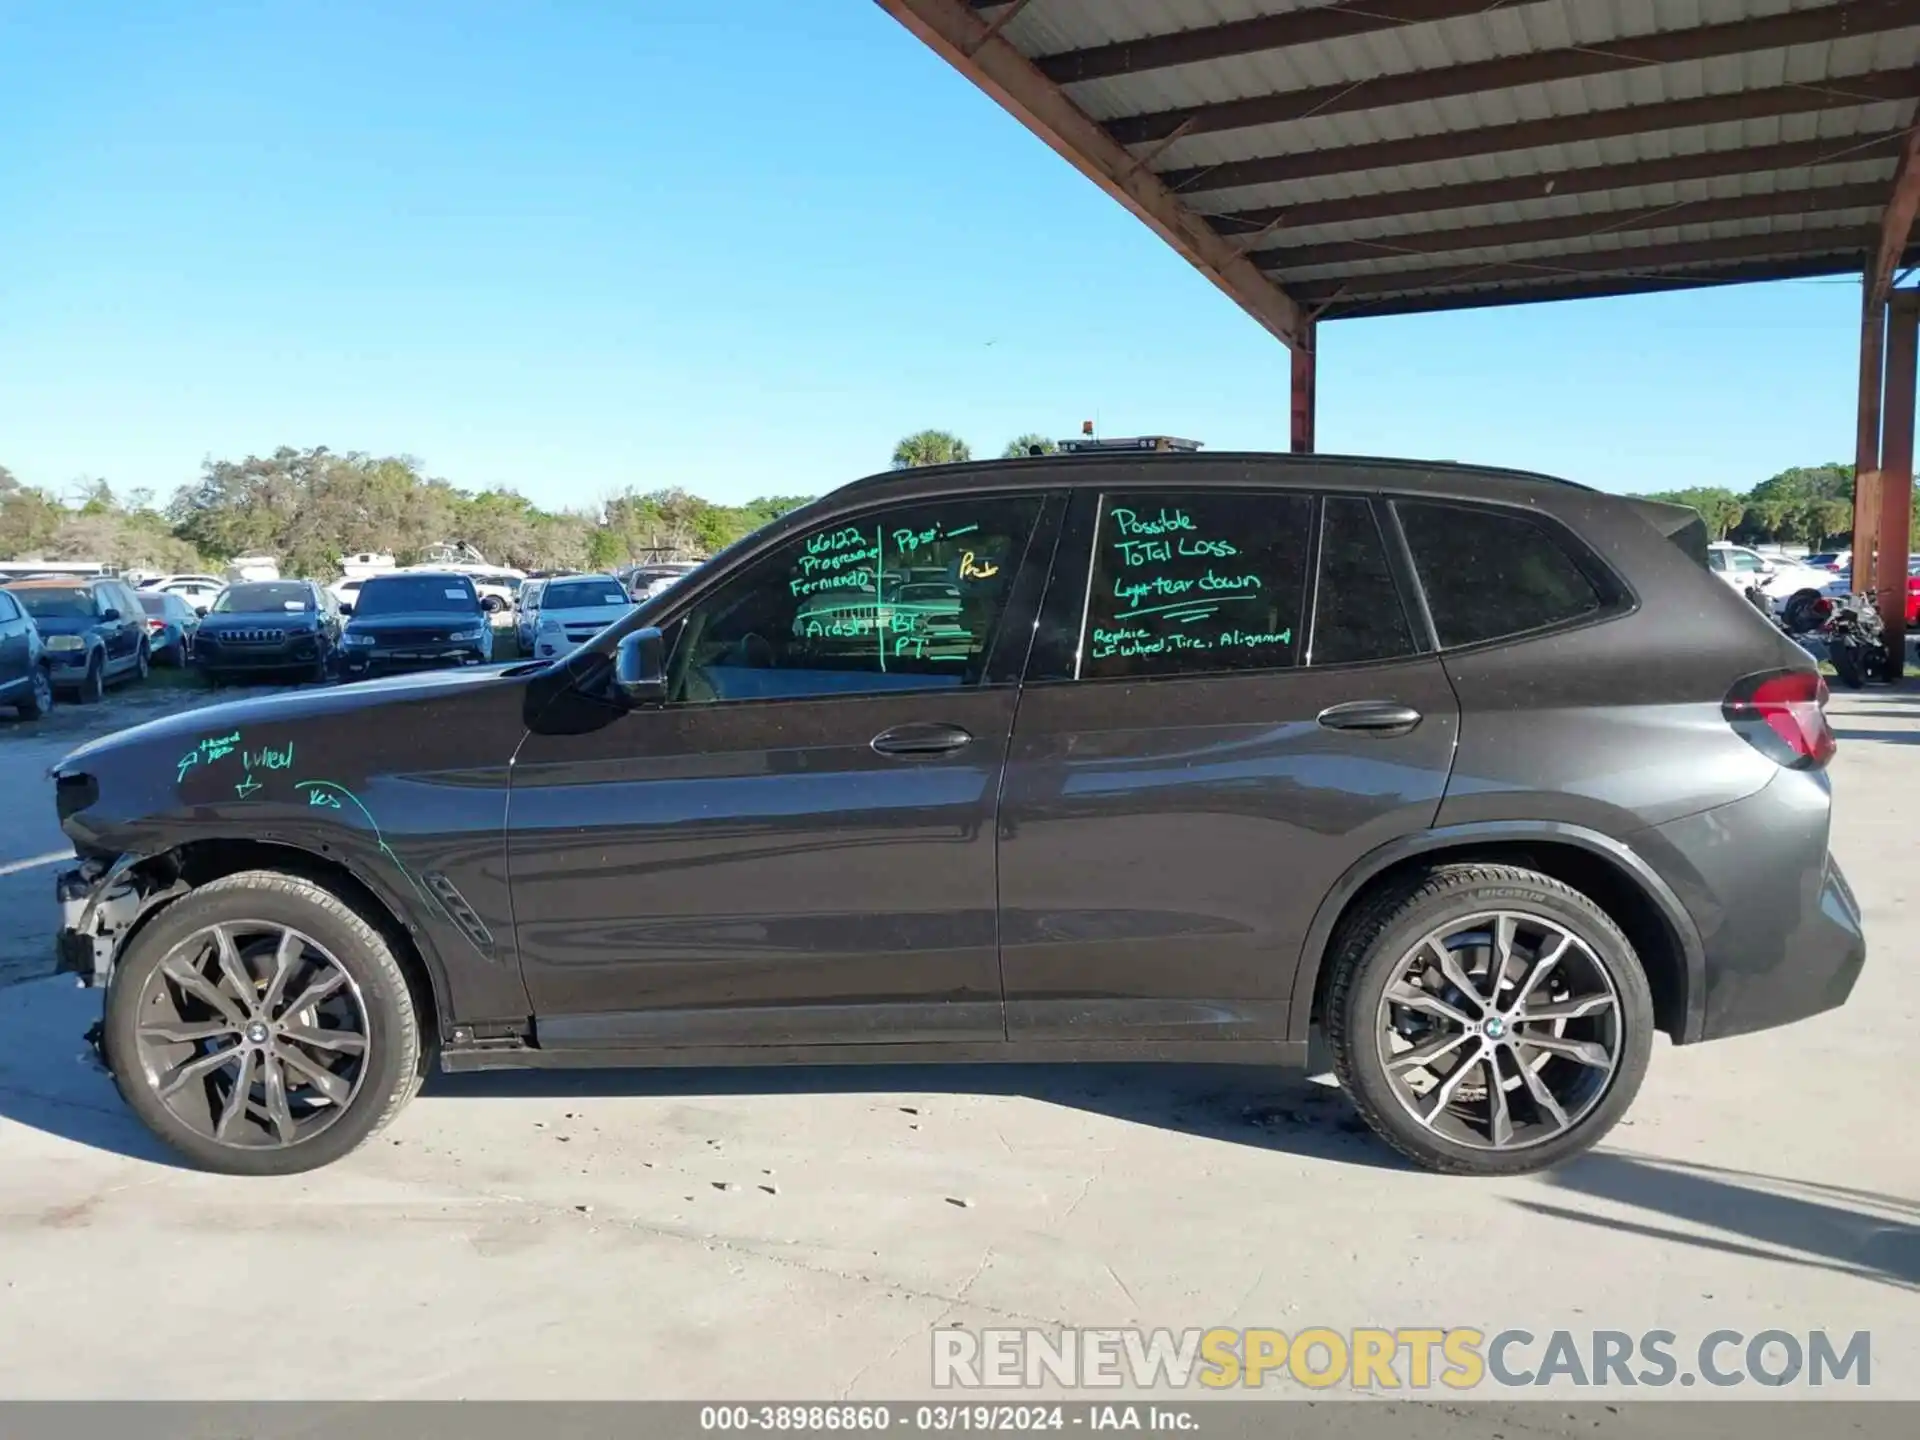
xmin=8 ymin=586 xmax=93 ymax=619
xmin=543 ymin=579 xmax=630 ymax=610
xmin=353 ymin=576 xmax=478 ymax=615
xmin=215 ymin=582 xmax=312 ymax=613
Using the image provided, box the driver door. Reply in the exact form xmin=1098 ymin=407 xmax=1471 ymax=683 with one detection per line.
xmin=507 ymin=490 xmax=1056 ymax=1050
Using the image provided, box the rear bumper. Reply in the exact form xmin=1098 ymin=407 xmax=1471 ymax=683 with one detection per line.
xmin=1640 ymin=768 xmax=1865 ymax=1043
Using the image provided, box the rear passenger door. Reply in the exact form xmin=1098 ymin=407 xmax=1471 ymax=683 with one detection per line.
xmin=997 ymin=485 xmax=1460 ymax=1043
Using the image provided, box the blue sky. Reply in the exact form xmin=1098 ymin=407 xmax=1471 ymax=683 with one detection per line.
xmin=0 ymin=0 xmax=1865 ymax=511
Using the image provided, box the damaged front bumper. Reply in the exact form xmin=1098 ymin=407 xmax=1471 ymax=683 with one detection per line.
xmin=54 ymin=854 xmax=183 ymax=988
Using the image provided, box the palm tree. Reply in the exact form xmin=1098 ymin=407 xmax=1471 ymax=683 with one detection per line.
xmin=1001 ymin=433 xmax=1057 ymax=458
xmin=891 ymin=430 xmax=972 ymax=469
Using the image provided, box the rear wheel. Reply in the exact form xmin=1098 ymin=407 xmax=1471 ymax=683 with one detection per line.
xmin=1782 ymin=590 xmax=1828 ymax=635
xmin=103 ymin=871 xmax=422 ymax=1176
xmin=1323 ymin=863 xmax=1654 ymax=1176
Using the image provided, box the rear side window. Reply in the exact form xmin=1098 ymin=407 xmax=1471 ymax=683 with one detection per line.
xmin=0 ymin=592 xmax=16 ymax=622
xmin=1311 ymin=498 xmax=1416 ymax=665
xmin=1081 ymin=490 xmax=1311 ymax=679
xmin=1397 ymin=500 xmax=1605 ymax=648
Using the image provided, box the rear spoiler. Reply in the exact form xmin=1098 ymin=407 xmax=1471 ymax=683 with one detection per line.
xmin=1628 ymin=498 xmax=1710 ymax=568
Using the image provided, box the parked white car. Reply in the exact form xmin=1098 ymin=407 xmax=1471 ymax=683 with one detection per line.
xmin=1705 ymin=542 xmax=1832 ymax=612
xmin=141 ymin=573 xmax=228 ymax=615
xmin=531 ymin=574 xmax=634 ymax=660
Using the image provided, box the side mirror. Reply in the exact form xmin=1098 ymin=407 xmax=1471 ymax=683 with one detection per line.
xmin=612 ymin=626 xmax=666 ymax=706
xmin=194 ymin=606 xmax=209 ymax=617
xmin=339 ymin=602 xmax=354 ymax=616
xmin=100 ymin=608 xmax=121 ymax=622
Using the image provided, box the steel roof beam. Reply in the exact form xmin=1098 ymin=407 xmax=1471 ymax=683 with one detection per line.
xmin=1253 ymin=181 xmax=1890 ymax=274
xmin=1294 ymin=225 xmax=1877 ymax=305
xmin=1160 ymin=69 xmax=1920 ymax=195
xmin=1315 ymin=250 xmax=1917 ymax=317
xmin=1031 ymin=0 xmax=1510 ymax=85
xmin=1207 ymin=134 xmax=1910 ymax=235
xmin=876 ymin=0 xmax=1308 ymax=347
xmin=1110 ymin=2 xmax=1920 ymax=146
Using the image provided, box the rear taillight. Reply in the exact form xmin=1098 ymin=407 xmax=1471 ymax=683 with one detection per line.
xmin=1723 ymin=669 xmax=1835 ymax=770
xmin=146 ymin=618 xmax=166 ymax=631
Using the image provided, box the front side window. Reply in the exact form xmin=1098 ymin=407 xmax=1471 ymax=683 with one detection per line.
xmin=0 ymin=592 xmax=17 ymax=622
xmin=669 ymin=495 xmax=1041 ymax=703
xmin=1397 ymin=500 xmax=1606 ymax=649
xmin=1080 ymin=490 xmax=1311 ymax=680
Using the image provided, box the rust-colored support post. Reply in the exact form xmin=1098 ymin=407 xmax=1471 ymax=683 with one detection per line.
xmin=1854 ymin=281 xmax=1886 ymax=596
xmin=1290 ymin=322 xmax=1316 ymax=454
xmin=1877 ymin=289 xmax=1918 ymax=664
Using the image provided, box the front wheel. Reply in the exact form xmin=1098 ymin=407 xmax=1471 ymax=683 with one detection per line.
xmin=132 ymin=641 xmax=150 ymax=684
xmin=72 ymin=653 xmax=105 ymax=703
xmin=103 ymin=870 xmax=424 ymax=1175
xmin=1323 ymin=863 xmax=1654 ymax=1176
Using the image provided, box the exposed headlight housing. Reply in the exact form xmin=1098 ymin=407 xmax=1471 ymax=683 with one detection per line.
xmin=451 ymin=627 xmax=484 ymax=642
xmin=43 ymin=635 xmax=85 ymax=652
xmin=341 ymin=633 xmax=377 ymax=647
xmin=538 ymin=616 xmax=563 ymax=631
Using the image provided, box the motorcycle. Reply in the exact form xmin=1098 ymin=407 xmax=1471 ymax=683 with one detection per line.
xmin=1824 ymin=592 xmax=1889 ymax=690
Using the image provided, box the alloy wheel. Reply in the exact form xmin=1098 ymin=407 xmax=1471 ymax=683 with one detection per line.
xmin=1375 ymin=910 xmax=1623 ymax=1152
xmin=31 ymin=667 xmax=52 ymax=713
xmin=131 ymin=922 xmax=371 ymax=1150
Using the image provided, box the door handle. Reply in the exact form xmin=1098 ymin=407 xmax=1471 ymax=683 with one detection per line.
xmin=1317 ymin=700 xmax=1423 ymax=736
xmin=871 ymin=723 xmax=974 ymax=758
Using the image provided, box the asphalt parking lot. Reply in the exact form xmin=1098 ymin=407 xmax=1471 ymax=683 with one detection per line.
xmin=0 ymin=684 xmax=1914 ymax=1404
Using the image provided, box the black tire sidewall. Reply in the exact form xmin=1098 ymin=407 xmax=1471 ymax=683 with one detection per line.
xmin=80 ymin=653 xmax=104 ymax=703
xmin=105 ymin=876 xmax=419 ymax=1176
xmin=1332 ymin=874 xmax=1655 ymax=1176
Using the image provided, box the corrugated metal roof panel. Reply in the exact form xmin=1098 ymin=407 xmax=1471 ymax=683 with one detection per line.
xmin=1257 ymin=155 xmax=1899 ymax=244
xmin=1177 ymin=99 xmax=1913 ymax=210
xmin=1274 ymin=207 xmax=1885 ymax=282
xmin=1142 ymin=33 xmax=1920 ymax=174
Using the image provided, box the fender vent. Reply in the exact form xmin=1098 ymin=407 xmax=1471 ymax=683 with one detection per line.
xmin=423 ymin=871 xmax=495 ymax=952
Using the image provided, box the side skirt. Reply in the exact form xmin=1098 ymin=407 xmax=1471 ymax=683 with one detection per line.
xmin=440 ymin=1037 xmax=1310 ymax=1073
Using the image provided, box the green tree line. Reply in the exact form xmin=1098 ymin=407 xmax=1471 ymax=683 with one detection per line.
xmin=1 ymin=450 xmax=811 ymax=576
xmin=1637 ymin=462 xmax=1919 ymax=549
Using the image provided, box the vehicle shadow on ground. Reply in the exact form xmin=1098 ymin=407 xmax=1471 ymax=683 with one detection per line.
xmin=1831 ymin=726 xmax=1920 ymax=747
xmin=423 ymin=1058 xmax=1411 ymax=1169
xmin=0 ymin=978 xmax=1406 ymax=1170
xmin=1514 ymin=1152 xmax=1920 ymax=1290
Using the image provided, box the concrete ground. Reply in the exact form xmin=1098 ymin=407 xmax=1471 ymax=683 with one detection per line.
xmin=0 ymin=685 xmax=1914 ymax=1405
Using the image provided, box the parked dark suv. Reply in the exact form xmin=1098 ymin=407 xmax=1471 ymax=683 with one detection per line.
xmin=47 ymin=453 xmax=1862 ymax=1176
xmin=193 ymin=580 xmax=341 ymax=684
xmin=2 ymin=576 xmax=150 ymax=701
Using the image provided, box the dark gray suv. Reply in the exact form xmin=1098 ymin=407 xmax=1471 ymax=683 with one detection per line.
xmin=50 ymin=452 xmax=1862 ymax=1176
